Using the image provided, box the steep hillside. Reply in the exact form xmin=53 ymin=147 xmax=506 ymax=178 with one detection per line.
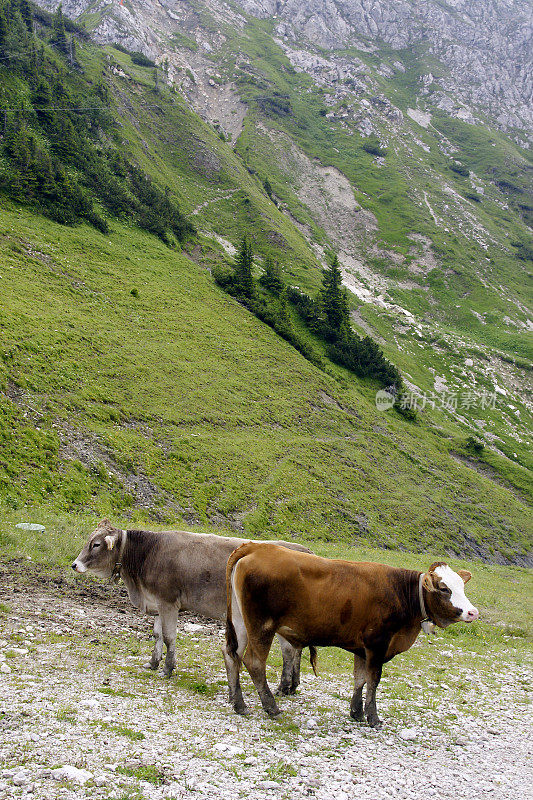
xmin=2 ymin=201 xmax=532 ymax=563
xmin=0 ymin=2 xmax=531 ymax=563
xmin=31 ymin=0 xmax=533 ymax=473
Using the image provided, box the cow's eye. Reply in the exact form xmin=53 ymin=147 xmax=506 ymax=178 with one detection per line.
xmin=439 ymin=585 xmax=451 ymax=596
xmin=91 ymin=542 xmax=101 ymax=550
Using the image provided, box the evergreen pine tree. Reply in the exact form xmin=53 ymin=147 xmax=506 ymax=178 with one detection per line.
xmin=50 ymin=3 xmax=68 ymax=55
xmin=27 ymin=42 xmax=39 ymax=85
xmin=319 ymin=254 xmax=351 ymax=337
xmin=19 ymin=0 xmax=32 ymax=33
xmin=263 ymin=177 xmax=273 ymax=199
xmin=278 ymin=286 xmax=292 ymax=332
xmin=0 ymin=8 xmax=8 ymax=57
xmin=259 ymin=257 xmax=284 ymax=295
xmin=68 ymin=35 xmax=76 ymax=66
xmin=234 ymin=235 xmax=254 ymax=298
xmin=32 ymin=77 xmax=51 ymax=106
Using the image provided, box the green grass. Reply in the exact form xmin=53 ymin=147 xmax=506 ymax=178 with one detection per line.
xmin=0 ymin=194 xmax=531 ymax=559
xmin=116 ymin=765 xmax=166 ymax=785
xmin=0 ymin=16 xmax=531 ymax=562
xmin=97 ymin=722 xmax=145 ymax=741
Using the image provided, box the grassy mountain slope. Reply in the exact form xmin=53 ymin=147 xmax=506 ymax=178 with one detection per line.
xmin=1 ymin=200 xmax=531 ymax=563
xmin=18 ymin=2 xmax=532 ymax=470
xmin=0 ymin=7 xmax=531 ymax=564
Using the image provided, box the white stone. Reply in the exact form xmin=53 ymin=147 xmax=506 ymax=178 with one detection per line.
xmin=15 ymin=523 xmax=45 ymax=531
xmin=226 ymin=746 xmax=244 ymax=757
xmin=0 ymin=664 xmax=11 ymax=674
xmin=51 ymin=766 xmax=93 ymax=785
xmin=407 ymin=108 xmax=432 ymax=128
xmin=400 ymin=728 xmax=417 ymax=741
xmin=183 ymin=623 xmax=205 ymax=634
xmin=12 ymin=773 xmax=28 ymax=787
xmin=79 ymin=697 xmax=100 ymax=709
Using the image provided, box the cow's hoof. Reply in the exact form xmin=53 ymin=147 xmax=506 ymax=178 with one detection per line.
xmin=233 ymin=703 xmax=250 ymax=716
xmin=266 ymin=707 xmax=282 ymax=719
xmin=366 ymin=716 xmax=382 ymax=729
xmin=145 ymin=662 xmax=159 ymax=671
xmin=162 ymin=667 xmax=174 ymax=678
xmin=350 ymin=710 xmax=365 ymax=723
xmin=275 ymin=684 xmax=291 ymax=696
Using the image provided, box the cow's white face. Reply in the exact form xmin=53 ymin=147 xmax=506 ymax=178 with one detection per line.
xmin=434 ymin=565 xmax=479 ymax=622
xmin=423 ymin=562 xmax=479 ymax=627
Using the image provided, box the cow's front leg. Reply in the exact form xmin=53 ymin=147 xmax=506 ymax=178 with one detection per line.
xmin=159 ymin=603 xmax=179 ymax=678
xmin=276 ymin=636 xmax=301 ymax=695
xmin=363 ymin=649 xmax=384 ymax=728
xmin=146 ymin=615 xmax=163 ymax=671
xmin=349 ymin=652 xmax=366 ymax=722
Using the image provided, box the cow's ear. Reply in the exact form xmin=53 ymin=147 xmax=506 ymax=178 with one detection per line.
xmin=104 ymin=535 xmax=116 ymax=551
xmin=457 ymin=569 xmax=472 ymax=584
xmin=422 ymin=572 xmax=436 ymax=592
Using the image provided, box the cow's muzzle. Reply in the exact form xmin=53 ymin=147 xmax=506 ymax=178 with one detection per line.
xmin=71 ymin=560 xmax=87 ymax=573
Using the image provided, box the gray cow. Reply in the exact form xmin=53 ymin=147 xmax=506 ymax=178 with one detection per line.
xmin=72 ymin=519 xmax=309 ymax=694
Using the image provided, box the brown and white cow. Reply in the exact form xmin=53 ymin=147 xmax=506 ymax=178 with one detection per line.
xmin=72 ymin=520 xmax=310 ymax=693
xmin=223 ymin=542 xmax=479 ymax=725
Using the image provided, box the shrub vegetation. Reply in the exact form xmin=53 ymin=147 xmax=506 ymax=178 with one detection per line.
xmin=215 ymin=240 xmax=402 ymax=388
xmin=0 ymin=0 xmax=193 ymax=244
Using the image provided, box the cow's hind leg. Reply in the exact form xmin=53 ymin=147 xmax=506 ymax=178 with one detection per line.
xmin=276 ymin=636 xmax=301 ymax=695
xmin=146 ymin=615 xmax=163 ymax=671
xmin=290 ymin=647 xmax=303 ymax=694
xmin=159 ymin=603 xmax=179 ymax=678
xmin=349 ymin=652 xmax=366 ymax=722
xmin=243 ymin=633 xmax=280 ymax=718
xmin=363 ymin=648 xmax=384 ymax=728
xmin=222 ymin=589 xmax=249 ymax=715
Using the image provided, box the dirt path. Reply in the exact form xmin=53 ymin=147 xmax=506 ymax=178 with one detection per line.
xmin=191 ymin=189 xmax=239 ymax=216
xmin=0 ymin=563 xmax=531 ymax=800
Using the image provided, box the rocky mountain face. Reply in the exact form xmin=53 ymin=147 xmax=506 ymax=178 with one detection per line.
xmin=39 ymin=0 xmax=533 ymax=139
xmin=244 ymin=0 xmax=533 ymax=133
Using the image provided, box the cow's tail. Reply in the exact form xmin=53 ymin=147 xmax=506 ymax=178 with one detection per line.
xmin=225 ymin=541 xmax=255 ymax=659
xmin=309 ymin=645 xmax=318 ymax=676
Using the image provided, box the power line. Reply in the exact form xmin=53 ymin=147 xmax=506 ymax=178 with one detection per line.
xmin=0 ymin=47 xmax=41 ymax=61
xmin=0 ymin=106 xmax=107 ymax=112
xmin=0 ymin=104 xmax=165 ymax=112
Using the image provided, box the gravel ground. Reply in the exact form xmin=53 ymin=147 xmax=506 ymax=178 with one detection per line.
xmin=0 ymin=561 xmax=531 ymax=800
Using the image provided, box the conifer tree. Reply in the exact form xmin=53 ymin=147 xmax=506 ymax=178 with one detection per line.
xmin=234 ymin=235 xmax=254 ymax=298
xmin=50 ymin=3 xmax=68 ymax=55
xmin=278 ymin=286 xmax=292 ymax=331
xmin=0 ymin=8 xmax=8 ymax=57
xmin=32 ymin=77 xmax=51 ymax=106
xmin=68 ymin=35 xmax=76 ymax=66
xmin=263 ymin=177 xmax=273 ymax=199
xmin=259 ymin=257 xmax=284 ymax=295
xmin=319 ymin=254 xmax=351 ymax=337
xmin=19 ymin=0 xmax=32 ymax=33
